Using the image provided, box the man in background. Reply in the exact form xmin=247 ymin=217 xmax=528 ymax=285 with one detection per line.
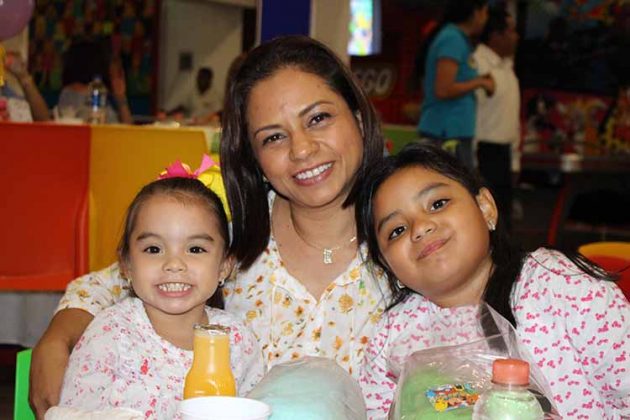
xmin=165 ymin=66 xmax=221 ymax=125
xmin=474 ymin=4 xmax=520 ymax=230
xmin=187 ymin=66 xmax=221 ymax=124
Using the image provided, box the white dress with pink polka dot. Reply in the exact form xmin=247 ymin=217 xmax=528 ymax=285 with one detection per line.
xmin=360 ymin=248 xmax=629 ymax=419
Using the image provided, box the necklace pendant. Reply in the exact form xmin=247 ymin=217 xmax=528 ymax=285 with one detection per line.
xmin=323 ymin=248 xmax=333 ymax=264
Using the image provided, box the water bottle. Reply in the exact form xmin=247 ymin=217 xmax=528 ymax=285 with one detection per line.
xmin=85 ymin=75 xmax=107 ymax=124
xmin=473 ymin=358 xmax=544 ymax=420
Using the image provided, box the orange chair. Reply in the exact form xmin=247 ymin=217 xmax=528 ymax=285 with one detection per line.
xmin=578 ymin=242 xmax=630 ymax=300
xmin=0 ymin=122 xmax=90 ymax=291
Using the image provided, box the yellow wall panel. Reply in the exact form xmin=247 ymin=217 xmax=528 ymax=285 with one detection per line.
xmin=89 ymin=125 xmax=208 ymax=270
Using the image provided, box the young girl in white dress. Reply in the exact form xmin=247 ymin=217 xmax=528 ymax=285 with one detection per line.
xmin=58 ymin=176 xmax=264 ymax=419
xmin=356 ymin=142 xmax=629 ymax=419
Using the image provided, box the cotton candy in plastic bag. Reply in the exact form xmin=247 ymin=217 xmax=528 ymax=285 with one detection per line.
xmin=247 ymin=356 xmax=366 ymax=420
xmin=391 ymin=304 xmax=559 ymax=419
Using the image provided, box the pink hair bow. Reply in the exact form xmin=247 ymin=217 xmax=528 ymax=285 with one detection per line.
xmin=158 ymin=154 xmax=230 ymax=220
xmin=158 ymin=154 xmax=217 ymax=180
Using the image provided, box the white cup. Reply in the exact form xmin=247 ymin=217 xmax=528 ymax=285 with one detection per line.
xmin=179 ymin=396 xmax=272 ymax=420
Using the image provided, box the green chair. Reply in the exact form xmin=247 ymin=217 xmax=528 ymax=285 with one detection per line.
xmin=14 ymin=349 xmax=35 ymax=420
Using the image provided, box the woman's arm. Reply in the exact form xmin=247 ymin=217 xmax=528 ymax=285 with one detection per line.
xmin=5 ymin=53 xmax=51 ymax=121
xmin=29 ymin=309 xmax=93 ymax=419
xmin=114 ymin=94 xmax=133 ymax=125
xmin=433 ymin=58 xmax=494 ymax=100
xmin=110 ymin=65 xmax=133 ymax=125
xmin=18 ymin=75 xmax=51 ymax=121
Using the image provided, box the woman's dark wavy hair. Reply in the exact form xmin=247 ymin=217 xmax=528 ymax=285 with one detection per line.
xmin=356 ymin=142 xmax=617 ymax=326
xmin=221 ymin=35 xmax=384 ymax=269
xmin=117 ymin=177 xmax=230 ymax=309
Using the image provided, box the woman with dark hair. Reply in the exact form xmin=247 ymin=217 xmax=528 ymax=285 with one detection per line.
xmin=417 ymin=0 xmax=495 ymax=168
xmin=29 ymin=35 xmax=391 ymax=417
xmin=356 ymin=142 xmax=628 ymax=419
xmin=57 ymin=38 xmax=132 ymax=124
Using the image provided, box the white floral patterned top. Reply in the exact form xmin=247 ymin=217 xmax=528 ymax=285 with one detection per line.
xmin=360 ymin=248 xmax=630 ymax=419
xmin=57 ymin=193 xmax=392 ymax=379
xmin=223 ymin=232 xmax=391 ymax=378
xmin=59 ymin=298 xmax=264 ymax=419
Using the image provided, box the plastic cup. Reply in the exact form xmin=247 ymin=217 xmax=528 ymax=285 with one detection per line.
xmin=179 ymin=396 xmax=272 ymax=420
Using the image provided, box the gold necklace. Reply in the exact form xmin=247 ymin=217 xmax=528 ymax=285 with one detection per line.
xmin=291 ymin=217 xmax=357 ymax=265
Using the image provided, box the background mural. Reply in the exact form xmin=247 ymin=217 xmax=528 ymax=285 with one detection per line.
xmin=28 ymin=0 xmax=159 ymax=114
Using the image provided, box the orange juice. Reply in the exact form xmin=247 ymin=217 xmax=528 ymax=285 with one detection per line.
xmin=183 ymin=324 xmax=236 ymax=399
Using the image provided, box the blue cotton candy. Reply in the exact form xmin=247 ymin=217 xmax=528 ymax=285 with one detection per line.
xmin=247 ymin=357 xmax=366 ymax=420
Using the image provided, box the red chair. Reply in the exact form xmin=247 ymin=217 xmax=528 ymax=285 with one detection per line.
xmin=578 ymin=242 xmax=630 ymax=300
xmin=0 ymin=123 xmax=90 ymax=291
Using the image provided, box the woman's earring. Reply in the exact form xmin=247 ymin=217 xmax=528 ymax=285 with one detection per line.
xmin=396 ymin=279 xmax=406 ymax=290
xmin=487 ymin=220 xmax=496 ymax=232
xmin=262 ymin=175 xmax=269 ymax=183
xmin=218 ymin=278 xmax=225 ymax=287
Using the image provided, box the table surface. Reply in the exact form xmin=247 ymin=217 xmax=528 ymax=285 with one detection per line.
xmin=521 ymin=152 xmax=630 ymax=173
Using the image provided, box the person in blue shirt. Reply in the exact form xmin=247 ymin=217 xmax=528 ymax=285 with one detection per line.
xmin=417 ymin=0 xmax=495 ymax=168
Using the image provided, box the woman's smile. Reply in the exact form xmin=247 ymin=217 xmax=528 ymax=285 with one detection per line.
xmin=293 ymin=162 xmax=334 ymax=185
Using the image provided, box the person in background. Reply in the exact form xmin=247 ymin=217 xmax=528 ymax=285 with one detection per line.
xmin=29 ymin=35 xmax=391 ymax=418
xmin=417 ymin=0 xmax=495 ymax=168
xmin=56 ymin=176 xmax=263 ymax=418
xmin=474 ymin=4 xmax=521 ymax=231
xmin=1 ymin=51 xmax=50 ymax=121
xmin=167 ymin=67 xmax=222 ymax=125
xmin=189 ymin=67 xmax=221 ymax=124
xmin=57 ymin=38 xmax=133 ymax=124
xmin=356 ymin=142 xmax=629 ymax=419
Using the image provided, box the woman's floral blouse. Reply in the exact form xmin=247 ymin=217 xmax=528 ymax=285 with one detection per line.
xmin=223 ymin=234 xmax=391 ymax=378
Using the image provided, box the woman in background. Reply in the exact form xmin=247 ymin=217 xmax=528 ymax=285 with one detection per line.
xmin=417 ymin=0 xmax=494 ymax=168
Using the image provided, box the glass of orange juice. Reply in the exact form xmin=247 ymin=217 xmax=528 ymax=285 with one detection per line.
xmin=183 ymin=324 xmax=237 ymax=399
